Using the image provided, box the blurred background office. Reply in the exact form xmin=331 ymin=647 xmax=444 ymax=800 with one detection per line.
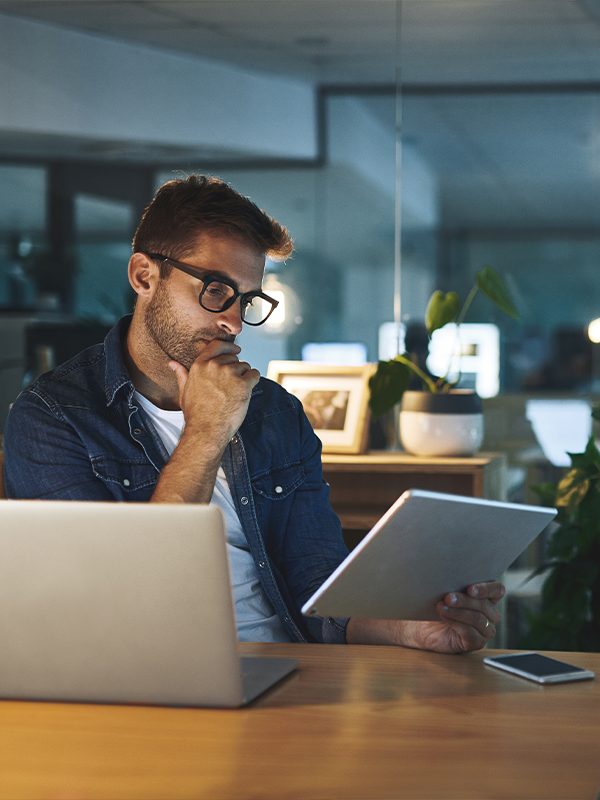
xmin=3 ymin=0 xmax=600 ymax=648
xmin=2 ymin=0 xmax=600 ymax=461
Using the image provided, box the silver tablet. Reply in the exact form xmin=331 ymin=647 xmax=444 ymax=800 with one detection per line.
xmin=302 ymin=489 xmax=556 ymax=621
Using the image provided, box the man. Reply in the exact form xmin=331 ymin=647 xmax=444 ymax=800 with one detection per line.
xmin=4 ymin=174 xmax=504 ymax=650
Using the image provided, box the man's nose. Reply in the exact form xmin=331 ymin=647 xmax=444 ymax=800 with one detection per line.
xmin=216 ymin=298 xmax=243 ymax=335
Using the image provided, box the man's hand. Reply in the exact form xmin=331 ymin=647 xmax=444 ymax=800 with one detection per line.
xmin=412 ymin=580 xmax=505 ymax=653
xmin=151 ymin=340 xmax=259 ymax=505
xmin=346 ymin=581 xmax=505 ymax=654
xmin=170 ymin=339 xmax=260 ymax=453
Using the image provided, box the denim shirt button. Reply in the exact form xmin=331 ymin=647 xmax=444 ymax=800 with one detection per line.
xmin=231 ymin=436 xmax=238 ymax=444
xmin=258 ymin=560 xmax=266 ymax=568
xmin=240 ymin=496 xmax=249 ymax=505
xmin=275 ymin=485 xmax=283 ymax=494
xmin=123 ymin=479 xmax=130 ymax=486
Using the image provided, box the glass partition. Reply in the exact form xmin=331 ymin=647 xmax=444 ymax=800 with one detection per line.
xmin=0 ymin=165 xmax=47 ymax=309
xmin=401 ymin=85 xmax=600 ymax=393
xmin=1 ymin=0 xmax=600 ymax=396
xmin=73 ymin=193 xmax=135 ymax=322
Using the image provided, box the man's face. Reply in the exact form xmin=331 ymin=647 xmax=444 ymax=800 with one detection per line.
xmin=144 ymin=233 xmax=266 ymax=369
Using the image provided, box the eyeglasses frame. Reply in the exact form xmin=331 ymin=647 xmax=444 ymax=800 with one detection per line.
xmin=146 ymin=253 xmax=279 ymax=326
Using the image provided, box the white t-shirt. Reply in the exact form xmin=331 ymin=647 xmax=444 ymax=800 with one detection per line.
xmin=133 ymin=391 xmax=292 ymax=642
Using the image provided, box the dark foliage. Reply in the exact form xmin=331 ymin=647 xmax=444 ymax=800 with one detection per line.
xmin=520 ymin=407 xmax=600 ymax=652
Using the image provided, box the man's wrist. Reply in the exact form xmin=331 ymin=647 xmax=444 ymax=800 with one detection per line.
xmin=346 ymin=617 xmax=421 ymax=648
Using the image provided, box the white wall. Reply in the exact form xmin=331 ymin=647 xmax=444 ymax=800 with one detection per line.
xmin=327 ymin=95 xmax=439 ymax=228
xmin=0 ymin=13 xmax=441 ymax=371
xmin=0 ymin=13 xmax=317 ymax=159
xmin=327 ymin=96 xmax=395 ymax=199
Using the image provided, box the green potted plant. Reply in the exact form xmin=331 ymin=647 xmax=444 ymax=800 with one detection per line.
xmin=368 ymin=267 xmax=520 ymax=456
xmin=519 ymin=410 xmax=600 ymax=652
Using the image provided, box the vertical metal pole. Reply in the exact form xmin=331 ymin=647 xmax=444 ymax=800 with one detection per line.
xmin=47 ymin=162 xmax=76 ymax=314
xmin=394 ymin=1 xmax=403 ymax=356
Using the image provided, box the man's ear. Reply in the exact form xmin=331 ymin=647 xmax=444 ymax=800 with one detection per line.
xmin=128 ymin=253 xmax=160 ymax=299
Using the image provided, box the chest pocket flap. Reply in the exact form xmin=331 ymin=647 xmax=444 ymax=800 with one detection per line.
xmin=252 ymin=464 xmax=305 ymax=501
xmin=91 ymin=456 xmax=158 ymax=492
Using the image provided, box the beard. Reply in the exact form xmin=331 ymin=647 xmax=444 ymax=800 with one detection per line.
xmin=144 ymin=278 xmax=236 ymax=370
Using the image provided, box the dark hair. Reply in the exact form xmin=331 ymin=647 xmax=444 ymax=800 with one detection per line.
xmin=132 ymin=175 xmax=293 ymax=272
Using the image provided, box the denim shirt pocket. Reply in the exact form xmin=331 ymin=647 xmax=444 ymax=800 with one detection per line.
xmin=91 ymin=456 xmax=159 ymax=496
xmin=251 ymin=463 xmax=306 ymax=501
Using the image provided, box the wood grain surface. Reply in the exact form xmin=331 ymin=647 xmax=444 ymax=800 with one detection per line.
xmin=1 ymin=643 xmax=599 ymax=800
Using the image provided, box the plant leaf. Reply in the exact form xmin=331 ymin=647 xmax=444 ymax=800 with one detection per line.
xmin=567 ymin=452 xmax=593 ymax=471
xmin=368 ymin=359 xmax=412 ymax=420
xmin=425 ymin=290 xmax=461 ymax=335
xmin=567 ymin=435 xmax=600 ymax=472
xmin=475 ymin=267 xmax=520 ymax=321
xmin=555 ymin=468 xmax=590 ymax=512
xmin=547 ymin=523 xmax=580 ymax=561
xmin=574 ymin=482 xmax=600 ymax=551
xmin=530 ymin=482 xmax=558 ymax=507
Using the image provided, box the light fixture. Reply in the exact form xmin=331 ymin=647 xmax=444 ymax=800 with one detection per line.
xmin=588 ymin=318 xmax=600 ymax=391
xmin=588 ymin=318 xmax=600 ymax=344
xmin=260 ymin=273 xmax=302 ymax=336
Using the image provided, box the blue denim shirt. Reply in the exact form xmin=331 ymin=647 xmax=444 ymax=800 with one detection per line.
xmin=3 ymin=316 xmax=350 ymax=644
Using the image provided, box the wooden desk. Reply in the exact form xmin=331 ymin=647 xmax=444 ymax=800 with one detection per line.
xmin=0 ymin=643 xmax=598 ymax=800
xmin=322 ymin=451 xmax=507 ymax=544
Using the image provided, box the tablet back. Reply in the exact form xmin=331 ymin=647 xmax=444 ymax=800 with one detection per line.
xmin=0 ymin=501 xmax=296 ymax=707
xmin=302 ymin=489 xmax=556 ymax=621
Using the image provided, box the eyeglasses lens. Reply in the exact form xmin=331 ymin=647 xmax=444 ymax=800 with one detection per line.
xmin=200 ymin=281 xmax=235 ymax=312
xmin=242 ymin=296 xmax=274 ymax=325
xmin=200 ymin=280 xmax=274 ymax=325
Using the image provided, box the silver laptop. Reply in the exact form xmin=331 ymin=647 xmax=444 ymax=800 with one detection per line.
xmin=0 ymin=501 xmax=297 ymax=707
xmin=302 ymin=489 xmax=557 ymax=621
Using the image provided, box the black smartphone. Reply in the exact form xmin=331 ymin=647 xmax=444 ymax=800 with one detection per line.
xmin=483 ymin=652 xmax=595 ymax=684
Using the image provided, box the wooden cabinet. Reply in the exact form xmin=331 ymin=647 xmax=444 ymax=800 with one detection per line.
xmin=322 ymin=450 xmax=507 ymax=549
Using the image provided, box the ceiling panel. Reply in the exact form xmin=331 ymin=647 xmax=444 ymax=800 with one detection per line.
xmin=2 ymin=0 xmax=599 ymax=84
xmin=2 ymin=0 xmax=600 ymax=85
xmin=2 ymin=0 xmax=600 ymax=228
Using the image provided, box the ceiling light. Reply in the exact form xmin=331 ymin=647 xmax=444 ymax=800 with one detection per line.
xmin=261 ymin=275 xmax=302 ymax=336
xmin=588 ymin=318 xmax=600 ymax=343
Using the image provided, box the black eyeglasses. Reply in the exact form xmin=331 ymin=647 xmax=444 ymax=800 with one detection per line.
xmin=148 ymin=253 xmax=279 ymax=326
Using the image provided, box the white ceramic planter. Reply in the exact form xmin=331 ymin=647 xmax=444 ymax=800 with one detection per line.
xmin=399 ymin=390 xmax=484 ymax=457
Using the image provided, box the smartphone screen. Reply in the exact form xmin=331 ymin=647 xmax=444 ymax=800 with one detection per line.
xmin=483 ymin=652 xmax=595 ymax=684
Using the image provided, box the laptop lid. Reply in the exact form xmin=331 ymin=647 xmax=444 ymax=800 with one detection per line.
xmin=0 ymin=501 xmax=296 ymax=707
xmin=302 ymin=489 xmax=557 ymax=621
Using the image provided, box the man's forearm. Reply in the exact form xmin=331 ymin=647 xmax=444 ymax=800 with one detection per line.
xmin=149 ymin=427 xmax=224 ymax=504
xmin=345 ymin=581 xmax=505 ymax=654
xmin=345 ymin=617 xmax=421 ymax=648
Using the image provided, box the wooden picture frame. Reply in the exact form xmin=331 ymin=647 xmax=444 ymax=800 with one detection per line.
xmin=266 ymin=361 xmax=374 ymax=454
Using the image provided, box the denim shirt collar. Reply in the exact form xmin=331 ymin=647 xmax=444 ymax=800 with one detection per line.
xmin=103 ymin=315 xmax=136 ymax=408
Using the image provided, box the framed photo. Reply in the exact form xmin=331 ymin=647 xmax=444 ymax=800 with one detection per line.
xmin=266 ymin=361 xmax=374 ymax=454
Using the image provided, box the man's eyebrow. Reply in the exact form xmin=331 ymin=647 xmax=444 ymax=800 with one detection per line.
xmin=189 ymin=267 xmax=234 ymax=284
